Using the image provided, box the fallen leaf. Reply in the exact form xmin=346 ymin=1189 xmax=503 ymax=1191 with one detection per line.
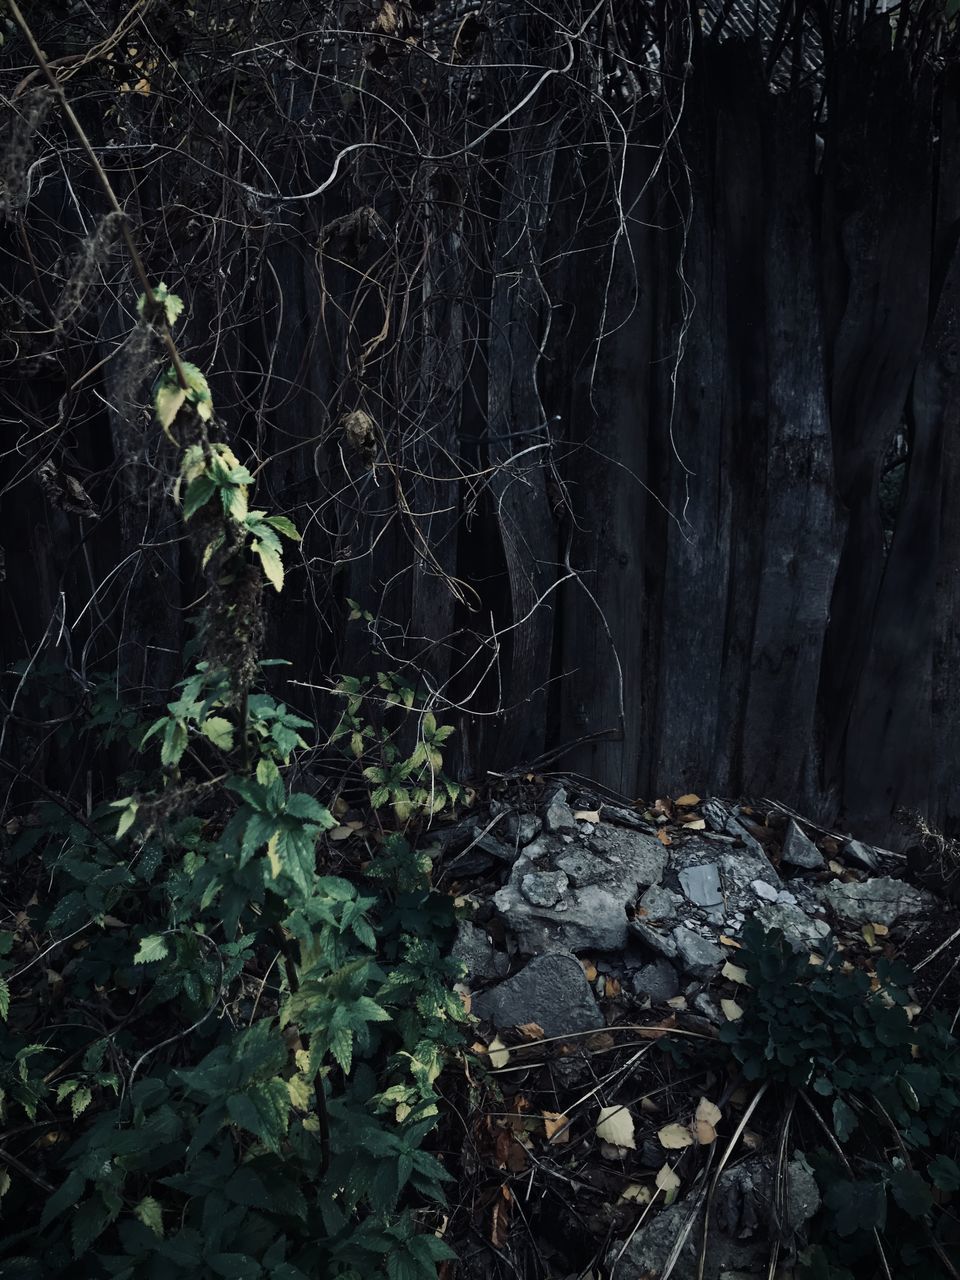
xmin=620 ymin=1183 xmax=652 ymax=1204
xmin=666 ymin=995 xmax=687 ymax=1010
xmin=829 ymin=859 xmax=845 ymax=875
xmin=581 ymin=958 xmax=598 ymax=982
xmin=494 ymin=1129 xmax=527 ymax=1172
xmin=542 ymin=1111 xmax=570 ymax=1144
xmin=719 ymin=934 xmax=742 ymax=949
xmin=657 ymin=1122 xmax=694 ymax=1149
xmin=721 ymin=998 xmax=743 ymax=1021
xmin=676 ymin=793 xmax=701 ymax=806
xmin=574 ymin=809 xmax=601 ymax=823
xmin=693 ymin=1097 xmax=722 ymax=1143
xmin=872 ymin=922 xmax=889 ymax=936
xmin=329 ymin=825 xmax=353 ymax=841
xmin=638 ymin=1015 xmax=677 ymax=1038
xmin=596 ymin=1105 xmax=636 ymax=1149
xmin=807 ymin=953 xmax=824 ymax=966
xmin=657 ymin=828 xmax=672 ymax=846
xmin=640 ymin=1096 xmax=661 ymax=1113
xmin=454 ymin=983 xmax=472 ymax=1014
xmin=516 ymin=1022 xmax=545 ymax=1040
xmin=488 ymin=1036 xmax=511 ymax=1069
xmin=604 ymin=977 xmax=622 ymax=998
xmin=587 ymin=1031 xmax=616 ymax=1052
xmin=742 ymin=1129 xmax=762 ymax=1149
xmin=683 ymin=818 xmax=707 ymax=830
xmin=656 ymin=1163 xmax=681 ymax=1192
xmin=722 ymin=961 xmax=748 ymax=985
xmin=696 ymin=1098 xmax=722 ymax=1127
xmin=491 ymin=1185 xmax=511 ymax=1247
xmin=862 ymin=923 xmax=877 ymax=947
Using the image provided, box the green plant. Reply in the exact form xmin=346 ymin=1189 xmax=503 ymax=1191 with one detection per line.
xmin=0 ymin=282 xmax=464 ymax=1278
xmin=720 ymin=920 xmax=960 ymax=1278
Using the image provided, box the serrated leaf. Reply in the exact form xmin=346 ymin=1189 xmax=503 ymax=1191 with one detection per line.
xmin=114 ymin=800 xmax=138 ymax=839
xmin=264 ymin=514 xmax=301 ymax=541
xmin=596 ymin=1105 xmax=636 ymax=1149
xmin=70 ymin=1086 xmax=92 ymax=1119
xmin=267 ymin=831 xmax=282 ymax=879
xmin=256 ymin=758 xmax=279 ymax=785
xmin=0 ymin=976 xmax=9 ymax=1021
xmin=657 ymin=1122 xmax=694 ymax=1149
xmin=201 ymin=716 xmax=234 ymax=751
xmin=183 ymin=473 xmax=215 ymax=520
xmin=252 ymin=539 xmax=284 ymax=591
xmin=134 ymin=1195 xmax=164 ymax=1237
xmin=221 ymin=483 xmax=248 ymax=523
xmin=155 ymin=381 xmax=187 ymax=433
xmin=134 ymin=934 xmax=169 ymax=964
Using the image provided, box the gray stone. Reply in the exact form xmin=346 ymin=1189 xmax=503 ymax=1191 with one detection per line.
xmin=543 ymin=789 xmax=577 ymax=835
xmin=450 ymin=922 xmax=509 ymax=981
xmin=585 ymin=824 xmax=668 ymax=886
xmin=504 ymin=812 xmax=542 ymax=846
xmin=672 ymin=926 xmax=724 ymax=977
xmin=637 ymin=883 xmax=685 ymax=919
xmin=631 ymin=959 xmax=680 ymax=1003
xmin=521 ymin=871 xmax=568 ymax=909
xmin=818 ymin=875 xmax=937 ymax=926
xmin=600 ymin=803 xmax=658 ymax=832
xmin=754 ymin=902 xmax=832 ymax=951
xmin=751 ymin=879 xmax=779 ymax=902
xmin=472 ymin=952 xmax=603 ymax=1037
xmin=776 ymin=890 xmax=798 ymax=906
xmin=719 ymin=847 xmax=781 ymax=900
xmin=843 ymin=839 xmax=881 ymax=871
xmin=782 ymin=819 xmax=825 ymax=869
xmin=679 ymin=862 xmax=723 ymax=907
xmin=629 ymin=920 xmax=679 ymax=959
xmin=494 ymin=825 xmax=667 ymax=954
xmin=609 ymin=1157 xmax=819 ymax=1280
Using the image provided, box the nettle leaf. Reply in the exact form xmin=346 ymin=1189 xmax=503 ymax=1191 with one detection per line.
xmin=180 ymin=361 xmax=214 ymax=421
xmin=134 ymin=1195 xmax=164 ymax=1237
xmin=134 ymin=934 xmax=169 ymax=965
xmin=221 ymin=482 xmax=248 ymax=523
xmin=284 ymin=792 xmax=335 ymax=827
xmin=252 ymin=539 xmax=284 ymax=592
xmin=183 ymin=473 xmax=216 ymax=520
xmin=202 ymin=716 xmax=235 ymax=752
xmin=0 ymin=975 xmax=10 ymax=1021
xmin=264 ymin=514 xmax=301 ymax=541
xmin=161 ymin=718 xmax=188 ymax=768
xmin=112 ymin=798 xmax=139 ymax=839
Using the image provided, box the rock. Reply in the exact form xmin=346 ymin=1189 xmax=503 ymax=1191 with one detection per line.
xmin=521 ymin=871 xmax=568 ymax=908
xmin=600 ymin=803 xmax=657 ymax=832
xmin=679 ymin=863 xmax=723 ymax=907
xmin=543 ymin=788 xmax=578 ymax=835
xmin=450 ymin=922 xmax=509 ymax=981
xmin=781 ymin=819 xmax=824 ymax=869
xmin=631 ymin=959 xmax=680 ymax=1003
xmin=719 ymin=847 xmax=781 ymax=900
xmin=776 ymin=890 xmax=798 ymax=906
xmin=751 ymin=879 xmax=779 ymax=903
xmin=586 ymin=824 xmax=667 ymax=886
xmin=494 ymin=826 xmax=667 ymax=953
xmin=472 ymin=952 xmax=603 ymax=1037
xmin=672 ymin=926 xmax=724 ymax=977
xmin=629 ymin=920 xmax=679 ymax=959
xmin=637 ymin=883 xmax=685 ymax=919
xmin=754 ymin=902 xmax=832 ymax=951
xmin=504 ymin=812 xmax=542 ymax=846
xmin=818 ymin=875 xmax=937 ymax=926
xmin=609 ymin=1156 xmax=819 ymax=1280
xmin=843 ymin=839 xmax=883 ymax=872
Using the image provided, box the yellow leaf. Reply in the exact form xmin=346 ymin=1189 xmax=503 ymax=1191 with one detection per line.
xmin=719 ymin=934 xmax=742 ymax=948
xmin=666 ymin=995 xmax=687 ymax=1010
xmin=573 ymin=809 xmax=601 ymax=822
xmin=488 ymin=1036 xmax=511 ymax=1069
xmin=656 ymin=1162 xmax=681 ymax=1192
xmin=155 ymin=382 xmax=186 ymax=435
xmin=722 ymin=961 xmax=748 ymax=984
xmin=721 ymin=998 xmax=744 ymax=1021
xmin=596 ymin=1106 xmax=636 ymax=1150
xmin=675 ymin=793 xmax=701 ymax=806
xmin=694 ymin=1119 xmax=717 ymax=1144
xmin=862 ymin=923 xmax=876 ymax=947
xmin=620 ymin=1183 xmax=651 ymax=1204
xmin=872 ymin=922 xmax=889 ymax=936
xmin=287 ymin=1074 xmax=313 ymax=1110
xmin=657 ymin=1122 xmax=694 ymax=1149
xmin=695 ymin=1097 xmax=722 ymax=1127
xmin=683 ymin=818 xmax=707 ymax=829
xmin=542 ymin=1111 xmax=570 ymax=1144
xmin=581 ymin=958 xmax=598 ymax=982
xmin=267 ymin=831 xmax=282 ymax=878
xmin=694 ymin=1097 xmax=721 ymax=1143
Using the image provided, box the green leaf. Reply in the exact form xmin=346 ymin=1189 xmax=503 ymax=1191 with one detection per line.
xmin=70 ymin=1086 xmax=92 ymax=1119
xmin=890 ymin=1168 xmax=933 ymax=1219
xmin=252 ymin=540 xmax=284 ymax=592
xmin=256 ymin=759 xmax=280 ymax=786
xmin=832 ymin=1097 xmax=858 ymax=1143
xmin=825 ymin=1178 xmax=886 ymax=1237
xmin=71 ymin=1194 xmax=116 ymax=1258
xmin=134 ymin=1195 xmax=164 ymax=1237
xmin=0 ymin=975 xmax=9 ymax=1021
xmin=929 ymin=1154 xmax=960 ymax=1192
xmin=160 ymin=718 xmax=188 ymax=768
xmin=155 ymin=379 xmax=187 ymax=433
xmin=264 ymin=515 xmax=301 ymax=541
xmin=202 ymin=716 xmax=235 ymax=751
xmin=221 ymin=483 xmax=249 ymax=523
xmin=284 ymin=793 xmax=335 ymax=826
xmin=40 ymin=1169 xmax=85 ymax=1228
xmin=183 ymin=474 xmax=216 ymax=520
xmin=180 ymin=361 xmax=214 ymax=421
xmin=113 ymin=799 xmax=139 ymax=839
xmin=134 ymin=934 xmax=169 ymax=965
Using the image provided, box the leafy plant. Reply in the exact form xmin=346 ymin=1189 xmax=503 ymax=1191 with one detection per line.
xmin=720 ymin=920 xmax=960 ymax=1278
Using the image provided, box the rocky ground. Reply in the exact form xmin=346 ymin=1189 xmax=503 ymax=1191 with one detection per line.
xmin=426 ymin=780 xmax=960 ymax=1280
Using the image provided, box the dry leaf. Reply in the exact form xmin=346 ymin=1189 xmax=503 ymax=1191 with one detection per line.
xmin=542 ymin=1111 xmax=570 ymax=1144
xmin=620 ymin=1183 xmax=652 ymax=1204
xmin=807 ymin=953 xmax=825 ymax=966
xmin=666 ymin=995 xmax=688 ymax=1010
xmin=862 ymin=923 xmax=877 ymax=947
xmin=516 ymin=1022 xmax=545 ymax=1041
xmin=581 ymin=958 xmax=598 ymax=982
xmin=829 ymin=859 xmax=845 ymax=875
xmin=741 ymin=1129 xmax=762 ymax=1150
xmin=719 ymin=934 xmax=742 ymax=949
xmin=640 ymin=1096 xmax=661 ymax=1113
xmin=693 ymin=1097 xmax=721 ymax=1144
xmin=329 ymin=825 xmax=353 ymax=841
xmin=604 ymin=977 xmax=622 ymax=998
xmin=491 ymin=1186 xmax=511 ymax=1248
xmin=596 ymin=1106 xmax=636 ymax=1150
xmin=657 ymin=828 xmax=672 ymax=846
xmin=656 ymin=1163 xmax=681 ymax=1192
xmin=696 ymin=1098 xmax=722 ymax=1127
xmin=574 ymin=809 xmax=601 ymax=823
xmin=637 ymin=1015 xmax=677 ymax=1039
xmin=721 ymin=998 xmax=743 ymax=1021
xmin=488 ymin=1036 xmax=511 ymax=1069
xmin=675 ymin=793 xmax=701 ymax=806
xmin=454 ymin=983 xmax=472 ymax=1014
xmin=657 ymin=1122 xmax=694 ymax=1149
xmin=721 ymin=961 xmax=748 ymax=985
xmin=683 ymin=818 xmax=707 ymax=830
xmin=872 ymin=922 xmax=889 ymax=936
